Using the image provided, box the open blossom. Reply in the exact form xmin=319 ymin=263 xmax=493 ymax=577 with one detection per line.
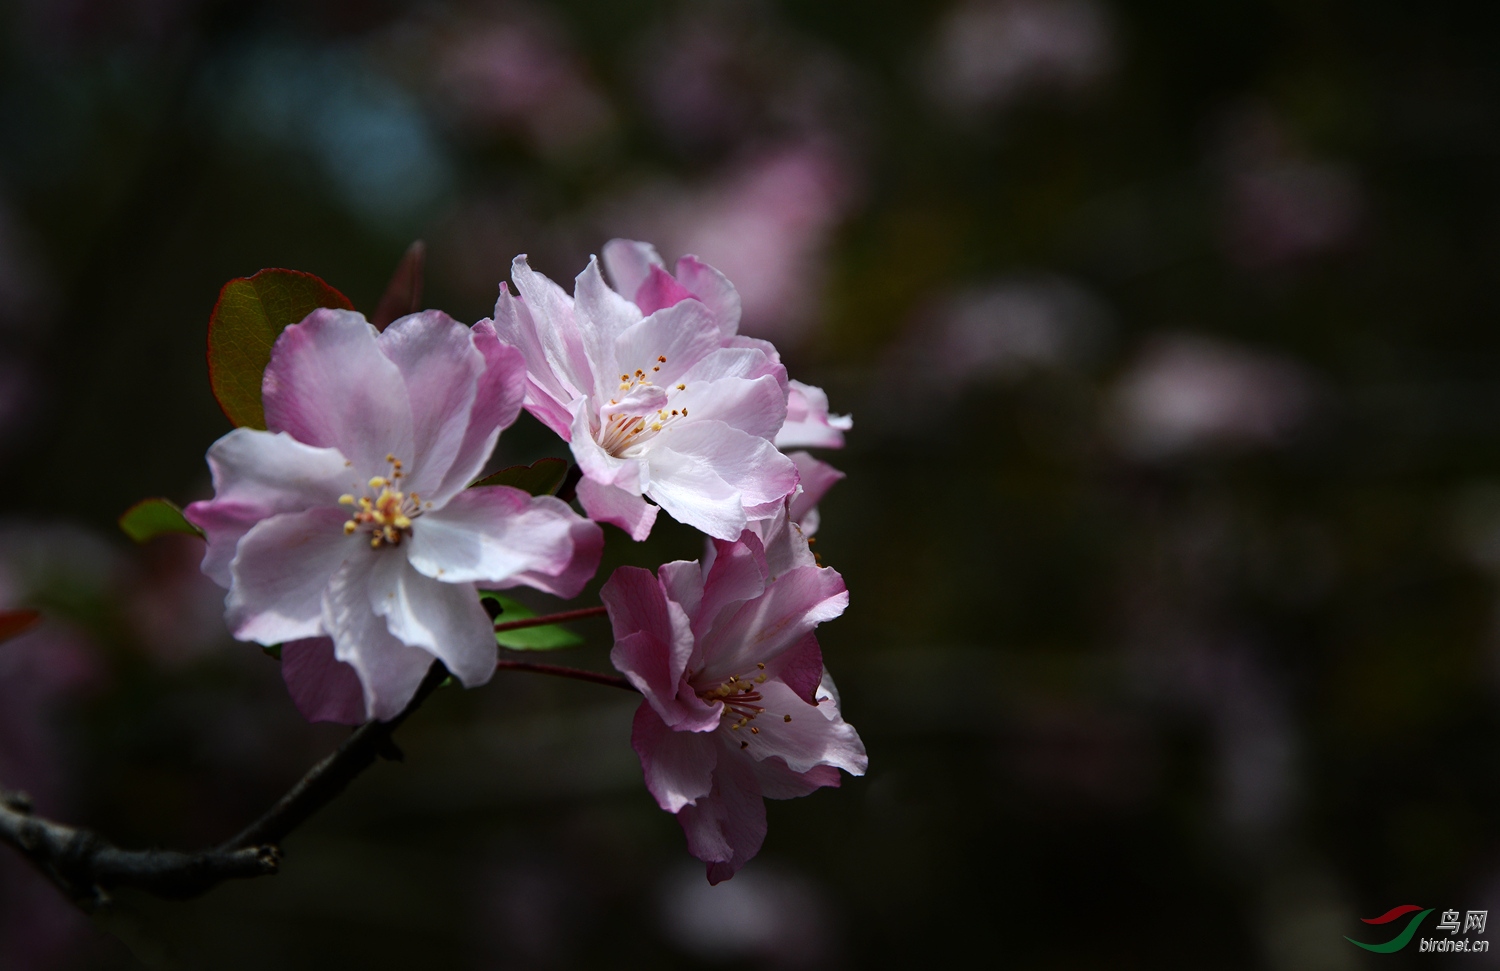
xmin=186 ymin=309 xmax=603 ymax=722
xmin=600 ymin=241 xmax=850 ymax=453
xmin=492 ymin=240 xmax=845 ymax=542
xmin=731 ymin=451 xmax=844 ymax=581
xmin=603 ymin=531 xmax=865 ymax=883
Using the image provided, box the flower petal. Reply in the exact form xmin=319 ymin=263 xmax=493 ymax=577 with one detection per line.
xmin=692 ymin=533 xmax=769 ymax=640
xmin=400 ymin=316 xmax=529 ymax=504
xmin=633 ymin=264 xmax=696 ymax=315
xmin=738 ymin=677 xmax=867 ymax=777
xmin=281 ymin=637 xmax=367 ymax=725
xmin=672 ymin=373 xmax=788 ymax=441
xmin=322 ymin=557 xmax=436 ymax=721
xmin=632 ymin=703 xmax=718 ymax=813
xmin=601 ymin=238 xmax=665 ymax=302
xmin=376 ymin=310 xmax=484 ymax=496
xmin=500 ymin=261 xmax=593 ymax=435
xmin=262 ymin=308 xmax=414 ymax=477
xmin=647 ymin=422 xmax=800 ymax=539
xmin=674 ymin=256 xmax=742 ymax=337
xmin=775 ymin=380 xmax=851 ymax=449
xmin=185 ymin=428 xmax=354 ymax=587
xmin=676 ymin=743 xmax=766 ymax=884
xmin=576 ymin=477 xmax=659 ymax=541
xmin=573 ymin=256 xmax=644 ymax=397
xmin=483 ymin=507 xmax=605 ymax=600
xmin=408 ymin=486 xmax=582 ymax=586
xmin=700 ymin=564 xmax=848 ymax=679
xmin=366 ymin=555 xmax=497 ymax=688
xmin=225 ymin=507 xmax=357 ymax=644
xmin=612 ymin=298 xmax=722 ymax=388
xmin=787 ymin=452 xmax=843 ymax=529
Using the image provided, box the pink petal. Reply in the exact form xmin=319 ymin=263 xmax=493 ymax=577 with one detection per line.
xmin=633 ymin=264 xmax=695 ymax=315
xmin=281 ymin=637 xmax=367 ymax=725
xmin=262 ymin=308 xmax=414 ymax=477
xmin=366 ymin=555 xmax=497 ymax=688
xmin=647 ymin=422 xmax=800 ymax=539
xmin=321 ymin=557 xmax=436 ymax=721
xmin=693 ymin=533 xmax=769 ymax=640
xmin=611 ymin=298 xmax=722 ymax=388
xmin=632 ymin=703 xmax=718 ymax=812
xmin=484 ymin=508 xmax=605 ymax=599
xmin=699 ymin=564 xmax=848 ymax=679
xmin=674 ymin=256 xmax=743 ymax=337
xmin=657 ymin=559 xmax=707 ymax=619
xmin=671 ymin=374 xmax=788 ymax=441
xmin=752 ymin=759 xmax=843 ymax=800
xmin=576 ymin=477 xmax=658 ymax=541
xmin=498 ymin=263 xmax=592 ymax=435
xmin=225 ymin=507 xmax=357 ymax=645
xmin=676 ymin=744 xmax=766 ymax=884
xmin=569 ymin=399 xmax=646 ymax=493
xmin=738 ymin=678 xmax=867 ymax=777
xmin=185 ymin=429 xmax=353 ymax=587
xmin=775 ymin=380 xmax=851 ymax=450
xmin=408 ymin=486 xmax=581 ymax=586
xmin=429 ymin=319 xmax=528 ymax=502
xmin=376 ymin=310 xmax=484 ymax=497
xmin=766 ymin=630 xmax=823 ymax=704
xmin=787 ymin=452 xmax=844 ymax=529
xmin=573 ymin=257 xmax=643 ymax=396
xmin=601 ymin=238 xmax=665 ymax=302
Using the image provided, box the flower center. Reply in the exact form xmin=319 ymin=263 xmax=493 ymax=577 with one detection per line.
xmin=339 ymin=454 xmax=430 ymax=548
xmin=697 ymin=662 xmax=794 ymax=745
xmin=597 ymin=356 xmax=689 ymax=458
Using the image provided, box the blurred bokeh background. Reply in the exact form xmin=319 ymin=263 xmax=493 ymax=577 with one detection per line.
xmin=3 ymin=0 xmax=1500 ymax=967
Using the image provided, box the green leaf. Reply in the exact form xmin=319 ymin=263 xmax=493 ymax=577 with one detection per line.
xmin=470 ymin=458 xmax=570 ymax=497
xmin=480 ymin=592 xmax=585 ymax=650
xmin=262 ymin=643 xmax=283 ymax=661
xmin=119 ymin=498 xmax=204 ymax=543
xmin=207 ymin=268 xmax=354 ymax=429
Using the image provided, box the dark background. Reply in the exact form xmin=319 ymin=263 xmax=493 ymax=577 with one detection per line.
xmin=1 ymin=0 xmax=1499 ymax=967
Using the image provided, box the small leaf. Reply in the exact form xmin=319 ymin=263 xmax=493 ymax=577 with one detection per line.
xmin=262 ymin=644 xmax=283 ymax=661
xmin=470 ymin=458 xmax=570 ymax=497
xmin=119 ymin=498 xmax=204 ymax=543
xmin=208 ymin=268 xmax=354 ymax=429
xmin=371 ymin=240 xmax=426 ymax=331
xmin=0 ymin=609 xmax=40 ymax=645
xmin=480 ymin=592 xmax=584 ymax=651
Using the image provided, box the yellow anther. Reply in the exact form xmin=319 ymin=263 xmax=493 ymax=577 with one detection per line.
xmin=359 ymin=497 xmax=373 ymax=509
xmin=749 ymin=726 xmax=759 ymax=734
xmin=756 ymin=663 xmax=766 ymax=670
xmin=784 ymin=714 xmax=792 ymax=723
xmin=754 ymin=674 xmax=767 ymax=683
xmin=393 ymin=514 xmax=412 ymax=529
xmin=657 ymin=355 xmax=666 ymax=363
xmin=344 ymin=520 xmax=357 ymax=534
xmin=339 ymin=494 xmax=356 ymax=505
xmin=386 ymin=453 xmax=396 ymax=462
xmin=652 ymin=366 xmax=660 ymax=372
xmin=676 ymin=383 xmax=686 ymax=390
xmin=369 ymin=476 xmax=388 ymax=489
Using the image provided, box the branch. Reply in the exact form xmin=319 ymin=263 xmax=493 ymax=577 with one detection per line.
xmin=0 ymin=662 xmax=450 ymax=909
xmin=493 ymin=605 xmax=608 ymax=632
xmin=495 ymin=658 xmax=635 ymax=692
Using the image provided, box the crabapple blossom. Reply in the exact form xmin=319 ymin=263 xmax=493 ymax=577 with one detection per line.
xmin=186 ymin=308 xmax=603 ymax=723
xmin=493 ymin=241 xmax=852 ymax=542
xmin=603 ymin=531 xmax=865 ymax=883
xmin=599 ymin=240 xmax=850 ymax=450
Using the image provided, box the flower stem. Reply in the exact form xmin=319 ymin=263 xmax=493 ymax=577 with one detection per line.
xmin=492 ymin=605 xmax=608 ymax=632
xmin=494 ymin=658 xmax=634 ymax=692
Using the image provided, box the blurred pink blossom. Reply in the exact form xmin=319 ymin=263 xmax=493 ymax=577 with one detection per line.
xmin=1215 ymin=107 xmax=1363 ymax=269
xmin=925 ymin=0 xmax=1115 ymax=113
xmin=1107 ymin=334 xmax=1320 ymax=459
xmin=432 ymin=11 xmax=614 ymax=158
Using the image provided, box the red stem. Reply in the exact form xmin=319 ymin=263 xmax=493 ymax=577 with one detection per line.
xmin=494 ymin=658 xmax=635 ymax=692
xmin=493 ymin=604 xmax=609 ymax=633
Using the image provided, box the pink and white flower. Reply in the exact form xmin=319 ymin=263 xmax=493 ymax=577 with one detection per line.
xmin=492 ymin=241 xmax=844 ymax=542
xmin=603 ymin=531 xmax=866 ymax=883
xmin=186 ymin=309 xmax=603 ymax=723
xmin=777 ymin=381 xmax=850 ymax=450
xmin=737 ymin=450 xmax=845 ymax=580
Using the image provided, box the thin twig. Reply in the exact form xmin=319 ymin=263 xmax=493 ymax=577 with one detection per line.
xmin=493 ymin=605 xmax=608 ymax=632
xmin=495 ymin=658 xmax=635 ymax=692
xmin=0 ymin=661 xmax=451 ymax=909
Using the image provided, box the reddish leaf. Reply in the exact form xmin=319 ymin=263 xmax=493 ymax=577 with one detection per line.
xmin=207 ymin=268 xmax=354 ymax=429
xmin=371 ymin=240 xmax=426 ymax=331
xmin=0 ymin=609 xmax=39 ymax=645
